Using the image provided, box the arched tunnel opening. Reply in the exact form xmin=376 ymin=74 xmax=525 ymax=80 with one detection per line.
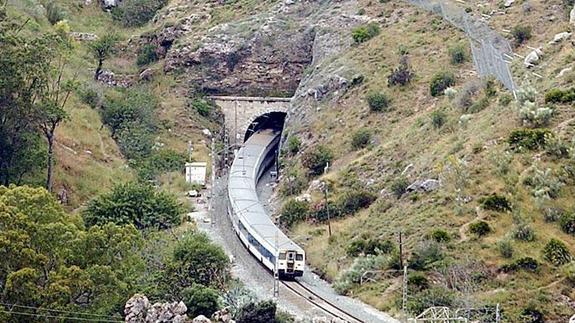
xmin=244 ymin=111 xmax=287 ymax=143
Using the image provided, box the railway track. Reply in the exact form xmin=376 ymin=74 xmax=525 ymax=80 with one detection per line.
xmin=281 ymin=279 xmax=364 ymax=323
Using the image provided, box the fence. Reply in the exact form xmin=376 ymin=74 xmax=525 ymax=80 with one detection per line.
xmin=405 ymin=0 xmax=517 ymax=98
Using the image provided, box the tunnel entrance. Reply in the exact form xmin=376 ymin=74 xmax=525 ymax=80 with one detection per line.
xmin=244 ymin=112 xmax=287 ymax=142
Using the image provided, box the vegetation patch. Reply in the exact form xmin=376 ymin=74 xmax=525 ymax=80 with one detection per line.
xmin=544 ymin=87 xmax=575 ymax=104
xmin=469 ymin=221 xmax=491 ymax=237
xmin=366 ymin=92 xmax=390 ymax=112
xmin=352 ymin=23 xmax=380 ymax=43
xmin=542 ymin=238 xmax=572 ymax=266
xmin=279 ymin=198 xmax=309 ymax=228
xmin=508 ymin=128 xmax=552 ymax=151
xmin=302 ymin=145 xmax=333 ymax=176
xmin=480 ymin=194 xmax=512 ymax=212
xmin=430 ymin=71 xmax=456 ymax=97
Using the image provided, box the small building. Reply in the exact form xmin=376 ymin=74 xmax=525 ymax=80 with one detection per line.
xmin=185 ymin=162 xmax=207 ymax=186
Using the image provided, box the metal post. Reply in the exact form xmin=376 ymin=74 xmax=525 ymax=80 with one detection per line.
xmin=323 ymin=163 xmax=331 ymax=237
xmin=496 ymin=303 xmax=500 ymax=323
xmin=234 ymin=100 xmax=238 ymax=147
xmin=402 ymin=265 xmax=408 ymax=321
xmin=273 ymin=230 xmax=280 ymax=299
xmin=399 ymin=231 xmax=404 ymax=270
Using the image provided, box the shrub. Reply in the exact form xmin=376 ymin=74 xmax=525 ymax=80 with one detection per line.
xmin=182 ymin=285 xmax=220 ymax=318
xmin=430 ymin=71 xmax=456 ymax=97
xmin=499 ymin=94 xmax=513 ymax=106
xmin=101 ymin=89 xmax=157 ymax=137
xmin=84 ymin=182 xmax=183 ymax=230
xmin=390 ymin=177 xmax=409 ymax=198
xmin=497 ymin=239 xmax=514 ymax=258
xmin=409 ymin=242 xmax=444 ymax=270
xmin=501 ymin=257 xmax=539 ymax=272
xmin=136 ymin=149 xmax=187 ymax=179
xmin=542 ymin=238 xmax=572 ymax=266
xmin=388 ymin=57 xmax=415 ymax=87
xmin=45 ymin=1 xmax=65 ymax=25
xmin=512 ymin=25 xmax=532 ymax=46
xmin=366 ymin=92 xmax=390 ymax=112
xmin=559 ymin=212 xmax=575 ymax=235
xmin=287 ymin=136 xmax=301 ymax=155
xmin=279 ymin=199 xmax=309 ymax=228
xmin=278 ymin=168 xmax=307 ymax=197
xmin=543 ymin=207 xmax=563 ymax=223
xmin=116 ymin=122 xmax=155 ymax=160
xmin=352 ymin=23 xmax=380 ymax=43
xmin=544 ymin=134 xmax=570 ymax=159
xmin=565 ymin=263 xmax=575 ymax=285
xmin=544 ymin=87 xmax=575 ymax=104
xmin=406 ymin=287 xmax=456 ymax=315
xmin=78 ymin=86 xmax=100 ymax=109
xmin=112 ymin=0 xmax=168 ymax=27
xmin=334 ymin=255 xmax=387 ymax=294
xmin=337 ymin=190 xmax=377 ymax=216
xmin=480 ymin=194 xmax=512 ymax=212
xmin=407 ymin=273 xmax=429 ymax=292
xmin=351 ymin=128 xmax=371 ymax=150
xmin=302 ymin=145 xmax=333 ymax=176
xmin=508 ymin=128 xmax=552 ymax=151
xmin=520 ymin=307 xmax=544 ymax=323
xmin=137 ymin=44 xmax=159 ymax=67
xmin=512 ymin=221 xmax=536 ymax=241
xmin=523 ymin=166 xmax=563 ymax=199
xmin=448 ymin=43 xmax=468 ymax=65
xmin=309 ymin=200 xmax=340 ymax=222
xmin=518 ymin=100 xmax=553 ymax=127
xmin=189 ymin=98 xmax=212 ymax=117
xmin=430 ymin=229 xmax=451 ymax=243
xmin=431 ymin=110 xmax=447 ymax=129
xmin=469 ymin=221 xmax=491 ymax=237
xmin=454 ymin=79 xmax=482 ymax=111
xmin=346 ymin=236 xmax=394 ymax=257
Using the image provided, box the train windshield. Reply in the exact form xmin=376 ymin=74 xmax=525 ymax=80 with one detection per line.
xmin=279 ymin=253 xmax=286 ymax=260
xmin=296 ymin=254 xmax=303 ymax=261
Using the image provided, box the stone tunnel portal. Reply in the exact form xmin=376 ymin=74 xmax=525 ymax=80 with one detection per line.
xmin=244 ymin=112 xmax=287 ymax=142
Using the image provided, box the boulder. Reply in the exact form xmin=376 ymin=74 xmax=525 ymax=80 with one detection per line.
xmin=139 ymin=68 xmax=155 ymax=82
xmin=557 ymin=67 xmax=573 ymax=78
xmin=124 ymin=294 xmax=149 ymax=323
xmin=549 ymin=32 xmax=571 ymax=44
xmin=211 ymin=307 xmax=233 ymax=322
xmin=101 ymin=0 xmax=119 ymax=9
xmin=193 ymin=315 xmax=212 ymax=323
xmin=504 ymin=0 xmax=515 ymax=7
xmin=124 ymin=294 xmax=189 ymax=323
xmin=524 ymin=47 xmax=542 ymax=68
xmin=406 ymin=179 xmax=440 ymax=193
xmin=69 ymin=32 xmax=98 ymax=41
xmin=570 ymin=6 xmax=575 ymax=26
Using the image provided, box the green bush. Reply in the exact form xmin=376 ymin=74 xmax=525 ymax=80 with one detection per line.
xmin=469 ymin=221 xmax=491 ymax=237
xmin=334 ymin=255 xmax=388 ymax=294
xmin=136 ymin=149 xmax=187 ymax=179
xmin=279 ymin=199 xmax=309 ymax=227
xmin=346 ymin=236 xmax=394 ymax=257
xmin=511 ymin=25 xmax=532 ymax=46
xmin=497 ymin=239 xmax=514 ymax=258
xmin=278 ymin=167 xmax=307 ymax=197
xmin=309 ymin=200 xmax=340 ymax=222
xmin=430 ymin=71 xmax=456 ymax=97
xmin=390 ymin=177 xmax=409 ymax=198
xmin=301 ymin=145 xmax=333 ymax=176
xmin=406 ymin=287 xmax=456 ymax=315
xmin=429 ymin=229 xmax=451 ymax=243
xmin=448 ymin=43 xmax=468 ymax=65
xmin=189 ymin=98 xmax=213 ymax=117
xmin=116 ymin=122 xmax=155 ymax=160
xmin=499 ymin=93 xmax=513 ymax=106
xmin=366 ymin=92 xmax=390 ymax=112
xmin=84 ymin=182 xmax=183 ymax=230
xmin=351 ymin=128 xmax=371 ymax=150
xmin=287 ymin=136 xmax=301 ymax=155
xmin=501 ymin=257 xmax=539 ymax=273
xmin=45 ymin=1 xmax=65 ymax=25
xmin=101 ymin=89 xmax=157 ymax=137
xmin=352 ymin=23 xmax=380 ymax=43
xmin=236 ymin=301 xmax=277 ymax=323
xmin=388 ymin=57 xmax=415 ymax=87
xmin=409 ymin=242 xmax=444 ymax=270
xmin=78 ymin=86 xmax=100 ymax=109
xmin=559 ymin=212 xmax=575 ymax=235
xmin=512 ymin=221 xmax=536 ymax=242
xmin=544 ymin=88 xmax=575 ymax=104
xmin=431 ymin=110 xmax=447 ymax=129
xmin=337 ymin=190 xmax=377 ymax=216
xmin=137 ymin=44 xmax=159 ymax=67
xmin=542 ymin=238 xmax=572 ymax=266
xmin=112 ymin=0 xmax=168 ymax=27
xmin=480 ymin=194 xmax=512 ymax=212
xmin=508 ymin=128 xmax=552 ymax=151
xmin=182 ymin=284 xmax=220 ymax=318
xmin=407 ymin=273 xmax=429 ymax=293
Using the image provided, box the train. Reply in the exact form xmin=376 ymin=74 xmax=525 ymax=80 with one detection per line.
xmin=227 ymin=128 xmax=305 ymax=278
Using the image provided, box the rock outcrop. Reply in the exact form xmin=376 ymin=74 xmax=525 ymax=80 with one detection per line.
xmin=125 ymin=294 xmax=189 ymax=323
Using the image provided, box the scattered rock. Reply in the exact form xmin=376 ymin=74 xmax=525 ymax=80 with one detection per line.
xmin=139 ymin=68 xmax=155 ymax=82
xmin=100 ymin=0 xmax=119 ymax=9
xmin=97 ymin=70 xmax=135 ymax=88
xmin=203 ymin=129 xmax=213 ymax=137
xmin=557 ymin=67 xmax=573 ymax=78
xmin=69 ymin=32 xmax=98 ymax=41
xmin=211 ymin=307 xmax=233 ymax=322
xmin=504 ymin=0 xmax=515 ymax=7
xmin=124 ymin=294 xmax=188 ymax=323
xmin=524 ymin=47 xmax=543 ymax=68
xmin=570 ymin=5 xmax=575 ymax=26
xmin=549 ymin=32 xmax=571 ymax=44
xmin=192 ymin=315 xmax=211 ymax=323
xmin=406 ymin=179 xmax=441 ymax=193
xmin=296 ymin=193 xmax=312 ymax=202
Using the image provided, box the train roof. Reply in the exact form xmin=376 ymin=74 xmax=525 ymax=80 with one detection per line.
xmin=228 ymin=130 xmax=304 ymax=254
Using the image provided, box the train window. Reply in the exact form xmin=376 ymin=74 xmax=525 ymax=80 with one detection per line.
xmin=279 ymin=253 xmax=286 ymax=260
xmin=287 ymin=253 xmax=294 ymax=260
xmin=296 ymin=254 xmax=303 ymax=261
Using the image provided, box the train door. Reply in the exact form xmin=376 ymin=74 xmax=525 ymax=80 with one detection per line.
xmin=286 ymin=251 xmax=296 ymax=274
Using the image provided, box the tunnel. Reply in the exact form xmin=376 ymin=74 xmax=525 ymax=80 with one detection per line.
xmin=244 ymin=111 xmax=287 ymax=142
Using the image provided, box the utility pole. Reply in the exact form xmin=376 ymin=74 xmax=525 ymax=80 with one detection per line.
xmin=496 ymin=303 xmax=500 ymax=323
xmin=188 ymin=140 xmax=193 ymax=161
xmin=323 ymin=163 xmax=331 ymax=237
xmin=273 ymin=230 xmax=280 ymax=299
xmin=398 ymin=231 xmax=404 ymax=270
xmin=402 ymin=265 xmax=408 ymax=321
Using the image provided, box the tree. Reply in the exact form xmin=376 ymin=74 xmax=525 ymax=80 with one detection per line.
xmin=236 ymin=301 xmax=277 ymax=323
xmin=157 ymin=232 xmax=229 ymax=297
xmin=301 ymin=145 xmax=333 ymax=176
xmin=84 ymin=182 xmax=183 ymax=230
xmin=88 ymin=33 xmax=119 ymax=80
xmin=182 ymin=284 xmax=220 ymax=318
xmin=0 ymin=185 xmax=144 ymax=321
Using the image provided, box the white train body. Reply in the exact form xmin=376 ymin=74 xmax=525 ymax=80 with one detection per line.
xmin=227 ymin=129 xmax=305 ymax=277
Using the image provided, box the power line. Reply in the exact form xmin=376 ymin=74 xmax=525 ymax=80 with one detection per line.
xmin=0 ymin=309 xmax=123 ymax=322
xmin=0 ymin=303 xmax=121 ymax=319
